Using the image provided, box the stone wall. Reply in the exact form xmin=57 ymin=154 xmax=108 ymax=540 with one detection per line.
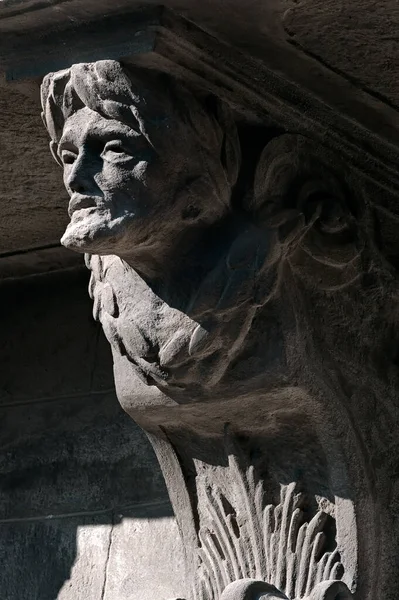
xmin=0 ymin=267 xmax=184 ymax=600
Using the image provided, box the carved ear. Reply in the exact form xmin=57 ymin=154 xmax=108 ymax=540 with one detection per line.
xmin=253 ymin=134 xmax=355 ymax=219
xmin=253 ymin=135 xmax=359 ymax=252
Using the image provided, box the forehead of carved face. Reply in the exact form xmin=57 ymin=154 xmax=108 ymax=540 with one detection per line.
xmin=58 ymin=106 xmax=228 ymax=257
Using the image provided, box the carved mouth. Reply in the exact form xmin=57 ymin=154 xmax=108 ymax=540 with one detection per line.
xmin=68 ymin=195 xmax=100 ymax=217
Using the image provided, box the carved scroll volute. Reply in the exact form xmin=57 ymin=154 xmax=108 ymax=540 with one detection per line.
xmin=220 ymin=579 xmax=288 ymax=599
xmin=251 ymin=133 xmax=363 ymax=294
xmin=219 ymin=579 xmax=352 ymax=600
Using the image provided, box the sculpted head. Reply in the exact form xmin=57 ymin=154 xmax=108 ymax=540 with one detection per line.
xmin=41 ymin=60 xmax=399 ymax=407
xmin=41 ymin=60 xmax=240 ymax=271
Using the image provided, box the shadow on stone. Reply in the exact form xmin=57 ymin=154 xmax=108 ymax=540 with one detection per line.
xmin=0 ymin=268 xmax=183 ymax=600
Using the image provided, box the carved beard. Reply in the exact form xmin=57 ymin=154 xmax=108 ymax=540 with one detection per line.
xmin=87 ymin=253 xmax=207 ymax=388
xmin=61 ymin=207 xmax=137 ymax=255
xmin=85 ymin=228 xmax=281 ymax=395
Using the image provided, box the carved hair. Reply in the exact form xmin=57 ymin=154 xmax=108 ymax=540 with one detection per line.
xmin=41 ymin=59 xmax=241 ymax=203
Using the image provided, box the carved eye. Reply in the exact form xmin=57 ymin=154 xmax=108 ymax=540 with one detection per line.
xmin=61 ymin=149 xmax=77 ymax=165
xmin=102 ymin=141 xmax=132 ymax=162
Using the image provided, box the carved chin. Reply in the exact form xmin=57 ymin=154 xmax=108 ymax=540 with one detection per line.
xmin=60 ymin=210 xmax=129 ymax=254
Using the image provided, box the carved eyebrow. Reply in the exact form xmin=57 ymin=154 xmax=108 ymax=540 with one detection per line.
xmin=107 ymin=128 xmax=143 ymax=141
xmin=88 ymin=118 xmax=142 ymax=139
xmin=58 ymin=124 xmax=80 ymax=152
xmin=57 ymin=118 xmax=147 ymax=163
xmin=59 ymin=124 xmax=141 ymax=148
xmin=58 ymin=139 xmax=78 ymax=153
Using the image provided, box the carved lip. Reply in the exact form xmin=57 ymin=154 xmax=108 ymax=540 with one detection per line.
xmin=68 ymin=194 xmax=100 ymax=217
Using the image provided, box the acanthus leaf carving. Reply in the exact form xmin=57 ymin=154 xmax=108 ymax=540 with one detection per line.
xmin=193 ymin=433 xmax=352 ymax=600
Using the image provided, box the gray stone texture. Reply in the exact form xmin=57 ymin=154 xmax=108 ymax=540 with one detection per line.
xmin=1 ymin=2 xmax=399 ymax=598
xmin=1 ymin=0 xmax=398 ymax=109
xmin=1 ymin=0 xmax=398 ymax=274
xmin=39 ymin=57 xmax=364 ymax=598
xmin=0 ymin=76 xmax=69 ymax=255
xmin=0 ymin=268 xmax=184 ymax=599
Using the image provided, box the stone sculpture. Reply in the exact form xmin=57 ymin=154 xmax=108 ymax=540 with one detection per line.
xmin=41 ymin=53 xmax=396 ymax=598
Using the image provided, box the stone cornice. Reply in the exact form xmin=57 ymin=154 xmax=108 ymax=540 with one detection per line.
xmin=3 ymin=7 xmax=399 ymax=197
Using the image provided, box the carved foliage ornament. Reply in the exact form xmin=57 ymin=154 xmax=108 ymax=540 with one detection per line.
xmin=193 ymin=442 xmax=352 ymax=600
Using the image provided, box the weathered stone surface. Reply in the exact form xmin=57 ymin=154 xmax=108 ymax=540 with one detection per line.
xmin=0 ymin=1 xmax=397 ymax=598
xmin=0 ymin=515 xmax=110 ymax=600
xmin=280 ymin=0 xmax=399 ymax=107
xmin=102 ymin=509 xmax=185 ymax=599
xmin=0 ymin=268 xmax=112 ymax=404
xmin=0 ymin=390 xmax=171 ymax=519
xmin=0 ymin=267 xmax=181 ymax=599
xmin=1 ymin=0 xmax=398 ymax=111
xmin=0 ymin=76 xmax=68 ymax=255
xmin=1 ymin=0 xmax=399 ymax=272
xmin=39 ymin=56 xmax=376 ymax=598
xmin=0 ymin=510 xmax=183 ymax=600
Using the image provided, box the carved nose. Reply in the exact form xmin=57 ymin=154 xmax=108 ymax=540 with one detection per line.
xmin=67 ymin=153 xmax=97 ymax=196
xmin=68 ymin=169 xmax=91 ymax=195
xmin=69 ymin=180 xmax=86 ymax=195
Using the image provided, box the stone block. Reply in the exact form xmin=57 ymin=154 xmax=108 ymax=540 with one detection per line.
xmin=102 ymin=508 xmax=185 ymax=600
xmin=0 ymin=268 xmax=114 ymax=405
xmin=0 ymin=514 xmax=110 ymax=600
xmin=0 ymin=391 xmax=170 ymax=520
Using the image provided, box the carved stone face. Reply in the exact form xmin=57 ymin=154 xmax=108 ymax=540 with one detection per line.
xmin=59 ymin=107 xmax=154 ymax=253
xmin=41 ymin=61 xmax=240 ymax=275
xmin=82 ymin=132 xmax=370 ymax=407
xmin=58 ymin=106 xmax=228 ymax=263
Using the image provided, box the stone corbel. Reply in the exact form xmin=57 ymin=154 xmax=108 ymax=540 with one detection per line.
xmin=37 ymin=7 xmax=399 ymax=599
